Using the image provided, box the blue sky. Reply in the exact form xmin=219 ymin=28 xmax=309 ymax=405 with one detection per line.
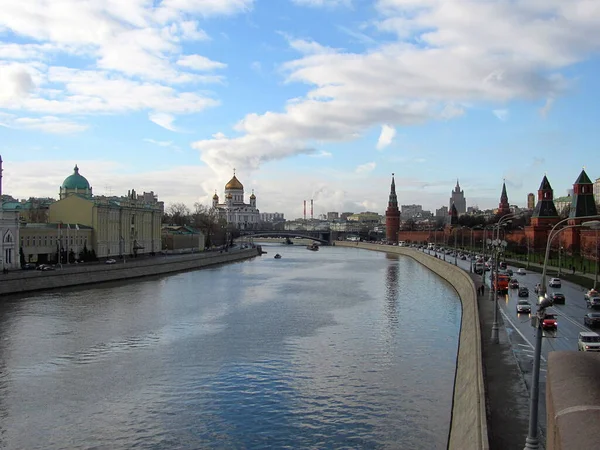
xmin=1 ymin=0 xmax=599 ymax=219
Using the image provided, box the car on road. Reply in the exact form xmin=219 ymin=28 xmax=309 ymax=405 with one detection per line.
xmin=105 ymin=259 xmax=117 ymax=264
xmin=549 ymin=278 xmax=561 ymax=288
xmin=587 ymin=296 xmax=600 ymax=309
xmin=21 ymin=263 xmax=36 ymax=270
xmin=541 ymin=312 xmax=558 ymax=329
xmin=506 ymin=269 xmax=514 ymax=277
xmin=584 ymin=313 xmax=600 ymax=328
xmin=584 ymin=289 xmax=599 ymax=301
xmin=509 ymin=279 xmax=519 ymax=289
xmin=578 ymin=331 xmax=600 ymax=351
xmin=516 ymin=300 xmax=532 ymax=314
xmin=518 ymin=287 xmax=529 ymax=297
xmin=499 ymin=261 xmax=507 ymax=270
xmin=551 ymin=292 xmax=566 ymax=304
xmin=517 ymin=268 xmax=526 ymax=275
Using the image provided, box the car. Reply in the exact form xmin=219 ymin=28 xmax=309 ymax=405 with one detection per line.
xmin=517 ymin=268 xmax=526 ymax=275
xmin=584 ymin=313 xmax=600 ymax=328
xmin=21 ymin=263 xmax=36 ymax=270
xmin=587 ymin=296 xmax=600 ymax=309
xmin=105 ymin=259 xmax=117 ymax=264
xmin=551 ymin=292 xmax=566 ymax=304
xmin=509 ymin=279 xmax=519 ymax=289
xmin=549 ymin=278 xmax=561 ymax=288
xmin=499 ymin=261 xmax=507 ymax=270
xmin=518 ymin=287 xmax=529 ymax=297
xmin=578 ymin=331 xmax=600 ymax=351
xmin=516 ymin=300 xmax=532 ymax=314
xmin=584 ymin=289 xmax=599 ymax=301
xmin=506 ymin=269 xmax=514 ymax=277
xmin=541 ymin=312 xmax=558 ymax=329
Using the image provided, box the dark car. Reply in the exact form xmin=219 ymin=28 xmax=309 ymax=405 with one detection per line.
xmin=551 ymin=292 xmax=566 ymax=304
xmin=21 ymin=263 xmax=36 ymax=270
xmin=584 ymin=313 xmax=600 ymax=328
xmin=518 ymin=287 xmax=529 ymax=297
xmin=542 ymin=313 xmax=558 ymax=329
xmin=509 ymin=279 xmax=519 ymax=289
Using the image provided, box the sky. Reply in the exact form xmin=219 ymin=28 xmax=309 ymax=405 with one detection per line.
xmin=1 ymin=0 xmax=600 ymax=220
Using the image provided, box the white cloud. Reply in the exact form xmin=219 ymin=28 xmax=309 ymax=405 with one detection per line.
xmin=291 ymin=0 xmax=351 ymax=7
xmin=540 ymin=97 xmax=555 ymax=118
xmin=177 ymin=54 xmax=227 ymax=71
xmin=0 ymin=0 xmax=247 ymax=132
xmin=192 ymin=0 xmax=599 ymax=174
xmin=355 ymin=162 xmax=376 ymax=173
xmin=376 ymin=124 xmax=396 ymax=150
xmin=149 ymin=112 xmax=179 ymax=132
xmin=493 ymin=109 xmax=509 ymax=121
xmin=308 ymin=150 xmax=333 ymax=158
xmin=0 ymin=112 xmax=87 ymax=133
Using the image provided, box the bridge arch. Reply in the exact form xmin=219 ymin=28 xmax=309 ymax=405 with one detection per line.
xmin=238 ymin=230 xmax=330 ymax=244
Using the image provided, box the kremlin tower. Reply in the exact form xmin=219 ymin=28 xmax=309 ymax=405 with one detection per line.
xmin=385 ymin=173 xmax=400 ymax=244
xmin=497 ymin=181 xmax=511 ymax=217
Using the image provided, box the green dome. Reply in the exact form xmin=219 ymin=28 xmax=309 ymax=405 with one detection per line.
xmin=62 ymin=165 xmax=90 ymax=190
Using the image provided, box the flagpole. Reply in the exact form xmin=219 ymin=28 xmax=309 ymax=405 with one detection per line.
xmin=66 ymin=224 xmax=70 ymax=264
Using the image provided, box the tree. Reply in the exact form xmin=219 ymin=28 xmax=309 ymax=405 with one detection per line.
xmin=165 ymin=203 xmax=191 ymax=226
xmin=191 ymin=202 xmax=225 ymax=248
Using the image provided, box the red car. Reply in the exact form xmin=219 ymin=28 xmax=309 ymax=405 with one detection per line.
xmin=542 ymin=313 xmax=558 ymax=329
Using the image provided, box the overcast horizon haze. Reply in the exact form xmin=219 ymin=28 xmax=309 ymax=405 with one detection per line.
xmin=1 ymin=0 xmax=599 ymax=220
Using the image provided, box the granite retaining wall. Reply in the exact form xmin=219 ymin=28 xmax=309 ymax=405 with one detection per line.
xmin=336 ymin=242 xmax=488 ymax=450
xmin=0 ymin=248 xmax=260 ymax=296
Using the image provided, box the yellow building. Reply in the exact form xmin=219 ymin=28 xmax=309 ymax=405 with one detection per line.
xmin=19 ymin=223 xmax=93 ymax=264
xmin=48 ymin=166 xmax=164 ymax=258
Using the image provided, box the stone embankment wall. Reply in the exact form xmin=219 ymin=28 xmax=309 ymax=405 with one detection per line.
xmin=546 ymin=351 xmax=600 ymax=450
xmin=0 ymin=249 xmax=260 ymax=296
xmin=336 ymin=242 xmax=488 ymax=450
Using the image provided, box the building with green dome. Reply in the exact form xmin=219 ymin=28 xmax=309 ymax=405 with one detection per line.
xmin=59 ymin=165 xmax=92 ymax=199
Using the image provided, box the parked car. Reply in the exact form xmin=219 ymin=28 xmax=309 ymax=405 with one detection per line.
xmin=105 ymin=259 xmax=117 ymax=265
xmin=551 ymin=292 xmax=566 ymax=304
xmin=516 ymin=300 xmax=532 ymax=314
xmin=587 ymin=296 xmax=600 ymax=309
xmin=549 ymin=278 xmax=561 ymax=288
xmin=21 ymin=263 xmax=36 ymax=270
xmin=578 ymin=331 xmax=600 ymax=351
xmin=584 ymin=313 xmax=600 ymax=328
xmin=509 ymin=279 xmax=519 ymax=289
xmin=517 ymin=268 xmax=526 ymax=275
xmin=541 ymin=312 xmax=558 ymax=329
xmin=518 ymin=287 xmax=529 ymax=297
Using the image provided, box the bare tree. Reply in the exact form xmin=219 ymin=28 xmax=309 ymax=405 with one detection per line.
xmin=166 ymin=203 xmax=191 ymax=226
xmin=192 ymin=202 xmax=225 ymax=248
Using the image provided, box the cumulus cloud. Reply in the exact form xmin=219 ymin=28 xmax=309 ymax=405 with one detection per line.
xmin=0 ymin=0 xmax=248 ymax=133
xmin=192 ymin=0 xmax=597 ymax=174
xmin=376 ymin=124 xmax=396 ymax=150
xmin=149 ymin=112 xmax=179 ymax=132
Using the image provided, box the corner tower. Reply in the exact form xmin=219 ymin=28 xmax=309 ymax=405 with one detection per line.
xmin=385 ymin=173 xmax=400 ymax=244
xmin=526 ymin=175 xmax=560 ymax=253
xmin=563 ymin=169 xmax=598 ymax=251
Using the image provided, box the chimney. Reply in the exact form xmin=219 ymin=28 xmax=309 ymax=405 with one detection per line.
xmin=303 ymin=200 xmax=306 ymax=221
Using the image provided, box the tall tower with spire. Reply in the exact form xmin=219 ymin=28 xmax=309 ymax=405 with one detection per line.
xmin=449 ymin=179 xmax=466 ymax=215
xmin=526 ymin=175 xmax=560 ymax=253
xmin=497 ymin=181 xmax=511 ymax=217
xmin=385 ymin=173 xmax=400 ymax=244
xmin=563 ymin=169 xmax=598 ymax=252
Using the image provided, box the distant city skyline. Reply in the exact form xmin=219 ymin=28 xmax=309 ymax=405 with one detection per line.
xmin=2 ymin=1 xmax=600 ymax=219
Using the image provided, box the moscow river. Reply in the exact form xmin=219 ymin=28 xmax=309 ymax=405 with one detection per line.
xmin=0 ymin=244 xmax=461 ymax=450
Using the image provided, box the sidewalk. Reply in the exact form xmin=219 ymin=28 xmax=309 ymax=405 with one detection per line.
xmin=468 ymin=271 xmax=534 ymax=450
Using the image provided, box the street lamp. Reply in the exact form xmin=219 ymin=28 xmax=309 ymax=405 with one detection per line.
xmin=489 ymin=237 xmax=508 ymax=344
xmin=524 ymin=215 xmax=600 ymax=450
xmin=454 ymin=227 xmax=459 ymax=266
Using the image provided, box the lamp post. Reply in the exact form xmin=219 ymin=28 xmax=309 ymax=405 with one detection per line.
xmin=524 ymin=215 xmax=600 ymax=450
xmin=558 ymin=246 xmax=563 ymax=277
xmin=454 ymin=227 xmax=459 ymax=266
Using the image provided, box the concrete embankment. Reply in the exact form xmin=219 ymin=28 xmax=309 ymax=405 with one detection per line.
xmin=0 ymin=248 xmax=260 ymax=296
xmin=336 ymin=242 xmax=488 ymax=450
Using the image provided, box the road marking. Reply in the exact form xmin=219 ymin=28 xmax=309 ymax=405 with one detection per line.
xmin=499 ymin=308 xmax=547 ymax=363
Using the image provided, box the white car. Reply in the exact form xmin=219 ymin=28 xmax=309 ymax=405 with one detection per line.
xmin=517 ymin=268 xmax=526 ymax=275
xmin=578 ymin=331 xmax=600 ymax=352
xmin=549 ymin=278 xmax=561 ymax=288
xmin=105 ymin=258 xmax=117 ymax=264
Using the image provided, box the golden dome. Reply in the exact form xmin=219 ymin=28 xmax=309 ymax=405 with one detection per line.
xmin=250 ymin=189 xmax=255 ymax=199
xmin=225 ymin=174 xmax=243 ymax=190
xmin=212 ymin=191 xmax=219 ymax=200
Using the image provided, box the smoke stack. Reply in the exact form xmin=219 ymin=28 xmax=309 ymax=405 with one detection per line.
xmin=303 ymin=200 xmax=306 ymax=221
xmin=311 ymin=199 xmax=313 ymax=220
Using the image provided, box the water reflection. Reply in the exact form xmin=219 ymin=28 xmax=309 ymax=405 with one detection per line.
xmin=0 ymin=245 xmax=461 ymax=449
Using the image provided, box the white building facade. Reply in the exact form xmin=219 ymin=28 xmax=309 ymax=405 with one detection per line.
xmin=0 ymin=156 xmax=20 ymax=270
xmin=212 ymin=172 xmax=260 ymax=230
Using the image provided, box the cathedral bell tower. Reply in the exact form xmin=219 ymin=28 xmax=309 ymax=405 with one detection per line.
xmin=385 ymin=173 xmax=400 ymax=244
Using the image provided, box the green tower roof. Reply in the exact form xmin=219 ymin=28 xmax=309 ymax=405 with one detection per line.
xmin=62 ymin=165 xmax=90 ymax=190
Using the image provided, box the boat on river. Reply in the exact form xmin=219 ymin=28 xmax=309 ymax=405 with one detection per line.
xmin=274 ymin=254 xmax=282 ymax=259
xmin=306 ymin=243 xmax=319 ymax=251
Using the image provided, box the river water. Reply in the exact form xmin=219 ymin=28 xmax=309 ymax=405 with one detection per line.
xmin=0 ymin=244 xmax=461 ymax=450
